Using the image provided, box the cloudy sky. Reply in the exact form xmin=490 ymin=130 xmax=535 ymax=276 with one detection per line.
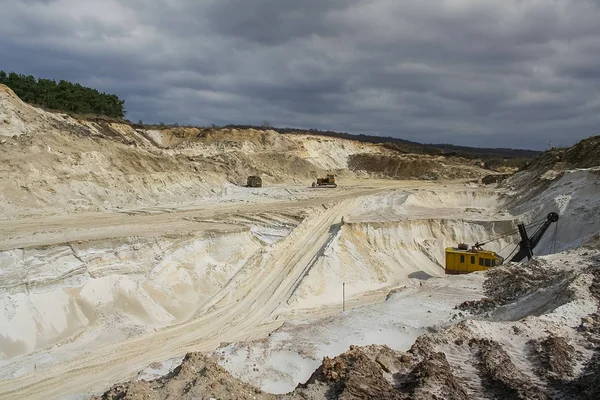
xmin=1 ymin=0 xmax=599 ymax=149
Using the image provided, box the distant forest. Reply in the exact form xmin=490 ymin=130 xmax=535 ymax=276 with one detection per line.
xmin=0 ymin=71 xmax=125 ymax=118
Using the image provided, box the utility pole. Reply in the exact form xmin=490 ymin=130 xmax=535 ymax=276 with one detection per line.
xmin=343 ymin=282 xmax=345 ymax=312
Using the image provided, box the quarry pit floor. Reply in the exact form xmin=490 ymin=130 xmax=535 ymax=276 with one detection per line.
xmin=0 ymin=178 xmax=510 ymax=399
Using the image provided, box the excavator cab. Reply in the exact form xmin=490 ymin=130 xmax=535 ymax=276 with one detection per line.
xmin=445 ymin=247 xmax=503 ymax=275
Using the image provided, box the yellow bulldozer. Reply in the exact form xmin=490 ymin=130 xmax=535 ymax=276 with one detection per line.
xmin=312 ymin=174 xmax=337 ymax=188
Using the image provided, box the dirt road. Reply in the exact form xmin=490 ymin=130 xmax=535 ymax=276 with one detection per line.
xmin=0 ymin=179 xmax=456 ymax=251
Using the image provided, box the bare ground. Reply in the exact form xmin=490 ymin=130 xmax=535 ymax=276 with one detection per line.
xmin=91 ymin=251 xmax=600 ymax=400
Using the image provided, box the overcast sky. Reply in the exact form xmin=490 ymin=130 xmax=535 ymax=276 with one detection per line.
xmin=1 ymin=0 xmax=599 ymax=149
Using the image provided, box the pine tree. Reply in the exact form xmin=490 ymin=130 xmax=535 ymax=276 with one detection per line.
xmin=0 ymin=71 xmax=126 ymax=118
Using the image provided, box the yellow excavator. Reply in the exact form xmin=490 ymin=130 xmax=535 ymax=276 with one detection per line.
xmin=445 ymin=212 xmax=559 ymax=274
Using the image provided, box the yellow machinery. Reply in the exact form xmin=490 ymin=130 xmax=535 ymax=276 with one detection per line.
xmin=312 ymin=174 xmax=337 ymax=188
xmin=445 ymin=244 xmax=503 ymax=275
xmin=445 ymin=212 xmax=559 ymax=275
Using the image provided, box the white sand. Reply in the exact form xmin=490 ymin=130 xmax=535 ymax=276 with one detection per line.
xmin=1 ymin=83 xmax=599 ymax=399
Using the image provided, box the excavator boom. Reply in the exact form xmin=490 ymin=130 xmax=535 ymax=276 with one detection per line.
xmin=510 ymin=212 xmax=559 ymax=262
xmin=445 ymin=211 xmax=559 ymax=274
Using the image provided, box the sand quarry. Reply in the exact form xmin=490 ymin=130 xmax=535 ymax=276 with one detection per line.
xmin=1 ymin=84 xmax=600 ymax=399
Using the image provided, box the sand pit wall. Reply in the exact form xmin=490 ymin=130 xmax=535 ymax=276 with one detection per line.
xmin=402 ymin=189 xmax=502 ymax=210
xmin=0 ymin=127 xmax=381 ymax=218
xmin=348 ymin=189 xmax=505 ymax=223
xmin=287 ymin=218 xmax=516 ymax=310
xmin=0 ymin=213 xmax=516 ymax=360
xmin=506 ymin=168 xmax=600 ymax=253
xmin=0 ymin=229 xmax=263 ymax=359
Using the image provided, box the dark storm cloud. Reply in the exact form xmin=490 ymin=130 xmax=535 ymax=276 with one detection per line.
xmin=203 ymin=0 xmax=361 ymax=43
xmin=1 ymin=0 xmax=600 ymax=149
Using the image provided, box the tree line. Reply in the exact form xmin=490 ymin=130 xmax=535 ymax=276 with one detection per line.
xmin=0 ymin=71 xmax=125 ymax=118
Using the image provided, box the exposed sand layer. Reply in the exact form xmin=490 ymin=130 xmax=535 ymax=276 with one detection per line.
xmin=0 ymin=83 xmax=491 ymax=220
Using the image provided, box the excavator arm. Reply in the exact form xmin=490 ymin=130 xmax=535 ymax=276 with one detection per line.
xmin=510 ymin=212 xmax=559 ymax=262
